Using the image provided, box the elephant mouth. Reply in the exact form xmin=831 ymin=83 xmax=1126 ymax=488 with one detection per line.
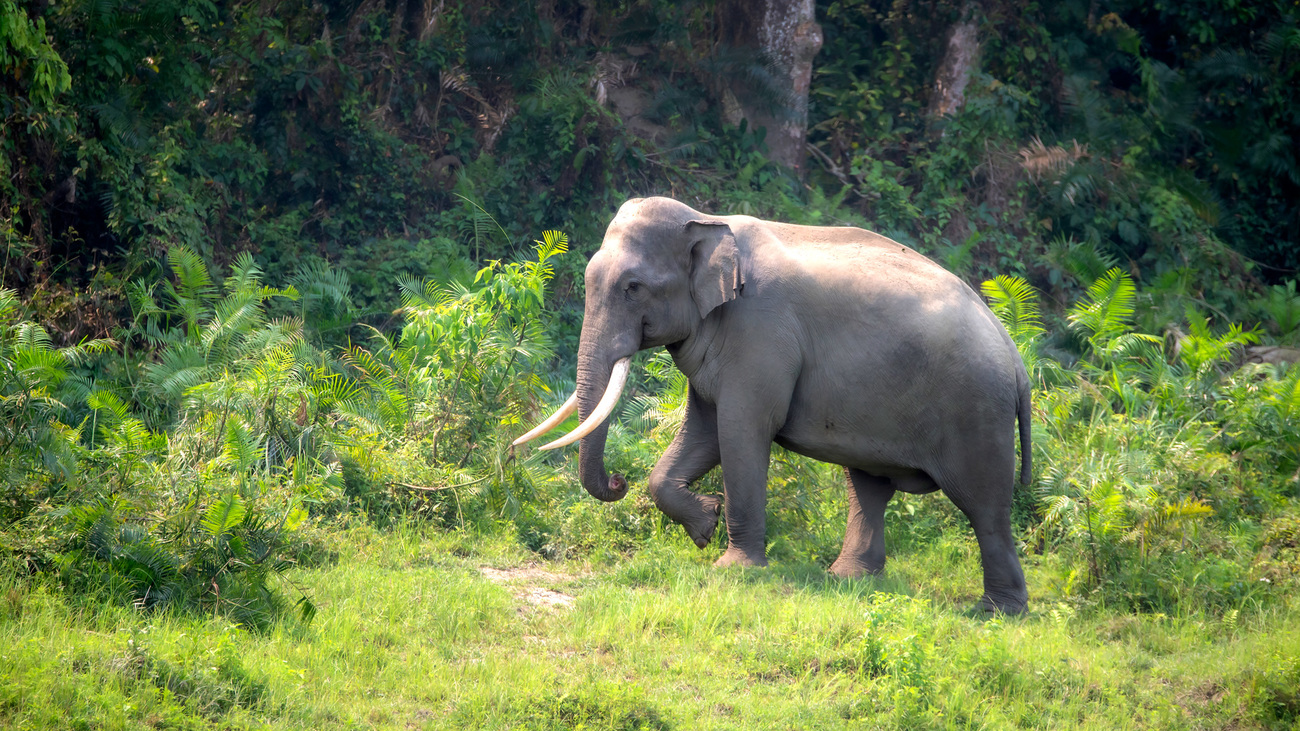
xmin=511 ymin=357 xmax=631 ymax=451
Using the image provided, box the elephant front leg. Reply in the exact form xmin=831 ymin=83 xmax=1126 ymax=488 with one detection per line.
xmin=712 ymin=391 xmax=788 ymax=569
xmin=829 ymin=468 xmax=896 ymax=577
xmin=648 ymin=386 xmax=722 ymax=548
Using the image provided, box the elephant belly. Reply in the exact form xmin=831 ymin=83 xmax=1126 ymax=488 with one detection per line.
xmin=772 ymin=411 xmax=942 ymax=491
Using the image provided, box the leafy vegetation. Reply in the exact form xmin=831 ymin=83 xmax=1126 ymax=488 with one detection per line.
xmin=3 ymin=0 xmax=1300 ymax=728
xmin=0 ymin=230 xmax=574 ymax=629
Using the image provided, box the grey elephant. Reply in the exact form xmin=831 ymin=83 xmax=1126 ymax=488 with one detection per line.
xmin=514 ymin=197 xmax=1032 ymax=613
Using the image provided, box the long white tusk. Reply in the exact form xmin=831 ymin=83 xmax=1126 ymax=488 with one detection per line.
xmin=538 ymin=357 xmax=631 ymax=451
xmin=511 ymin=393 xmax=578 ymax=447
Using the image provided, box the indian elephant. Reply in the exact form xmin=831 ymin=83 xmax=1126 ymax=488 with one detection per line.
xmin=514 ymin=197 xmax=1032 ymax=613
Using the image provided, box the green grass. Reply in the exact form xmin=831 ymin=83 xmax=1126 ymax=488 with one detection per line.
xmin=2 ymin=523 xmax=1297 ymax=730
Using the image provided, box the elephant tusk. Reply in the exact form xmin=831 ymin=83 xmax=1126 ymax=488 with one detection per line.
xmin=511 ymin=393 xmax=578 ymax=447
xmin=539 ymin=357 xmax=631 ymax=451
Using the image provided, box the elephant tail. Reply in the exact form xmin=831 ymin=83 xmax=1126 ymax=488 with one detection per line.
xmin=1016 ymin=365 xmax=1033 ymax=486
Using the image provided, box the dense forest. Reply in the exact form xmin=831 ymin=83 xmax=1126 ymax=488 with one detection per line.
xmin=3 ymin=1 xmax=1300 ymax=728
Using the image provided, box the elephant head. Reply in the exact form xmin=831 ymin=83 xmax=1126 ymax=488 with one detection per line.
xmin=513 ymin=197 xmax=745 ymax=502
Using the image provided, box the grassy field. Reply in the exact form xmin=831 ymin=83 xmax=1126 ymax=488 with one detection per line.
xmin=3 ymin=520 xmax=1297 ymax=731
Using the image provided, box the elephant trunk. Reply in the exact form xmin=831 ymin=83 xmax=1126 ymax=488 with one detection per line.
xmin=574 ymin=355 xmax=629 ymax=503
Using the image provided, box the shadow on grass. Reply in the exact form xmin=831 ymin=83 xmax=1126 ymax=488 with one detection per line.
xmin=611 ymin=542 xmax=919 ymax=600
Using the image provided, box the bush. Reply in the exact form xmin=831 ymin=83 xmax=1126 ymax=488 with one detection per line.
xmin=989 ymin=269 xmax=1299 ymax=611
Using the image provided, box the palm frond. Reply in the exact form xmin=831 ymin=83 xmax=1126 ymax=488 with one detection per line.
xmin=1018 ymin=137 xmax=1089 ymax=180
xmin=166 ymin=246 xmax=216 ymax=310
xmin=0 ymin=288 xmax=19 ymax=324
xmin=68 ymin=501 xmax=120 ymax=561
xmin=454 ymin=194 xmax=512 ymax=259
xmin=221 ymin=419 xmax=264 ymax=472
xmin=1069 ymin=268 xmax=1139 ymax=345
xmin=202 ymin=493 xmax=247 ymax=538
xmin=981 ymin=275 xmax=1044 ymax=344
xmin=1266 ymin=365 xmax=1300 ymax=422
xmin=1044 ymin=236 xmax=1120 ymax=286
xmin=144 ymin=343 xmax=210 ymax=401
xmin=88 ymin=389 xmax=133 ymax=423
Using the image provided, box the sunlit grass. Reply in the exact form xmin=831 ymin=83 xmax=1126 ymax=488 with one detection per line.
xmin=3 ymin=523 xmax=1297 ymax=730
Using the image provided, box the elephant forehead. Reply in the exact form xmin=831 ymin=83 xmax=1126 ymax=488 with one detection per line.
xmin=613 ymin=196 xmax=696 ymax=223
xmin=587 ymin=246 xmax=659 ymax=282
xmin=612 ymin=198 xmax=648 ymax=222
xmin=604 ymin=215 xmax=682 ymax=246
xmin=586 ymin=246 xmax=634 ymax=281
xmin=598 ymin=224 xmax=684 ymax=266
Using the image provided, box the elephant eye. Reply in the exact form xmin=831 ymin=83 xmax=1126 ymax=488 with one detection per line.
xmin=625 ymin=281 xmax=642 ymax=296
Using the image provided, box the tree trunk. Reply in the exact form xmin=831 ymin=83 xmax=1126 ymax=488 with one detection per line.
xmin=716 ymin=0 xmax=823 ymax=174
xmin=929 ymin=0 xmax=983 ymax=121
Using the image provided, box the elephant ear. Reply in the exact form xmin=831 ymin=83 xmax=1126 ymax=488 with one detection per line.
xmin=685 ymin=219 xmax=744 ymax=319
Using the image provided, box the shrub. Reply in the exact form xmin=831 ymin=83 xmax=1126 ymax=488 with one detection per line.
xmin=987 ymin=270 xmax=1299 ymax=611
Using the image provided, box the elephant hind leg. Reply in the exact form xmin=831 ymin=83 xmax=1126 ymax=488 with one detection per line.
xmin=941 ymin=465 xmax=1029 ymax=614
xmin=829 ymin=468 xmax=896 ymax=578
xmin=962 ymin=507 xmax=1028 ymax=614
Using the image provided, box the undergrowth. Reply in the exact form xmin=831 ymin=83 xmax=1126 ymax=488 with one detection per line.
xmin=4 ymin=225 xmax=1299 ymax=630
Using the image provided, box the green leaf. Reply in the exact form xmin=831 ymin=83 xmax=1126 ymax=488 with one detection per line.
xmin=981 ymin=275 xmax=1044 ymax=345
xmin=1069 ymin=268 xmax=1140 ymax=346
xmin=296 ymin=596 xmax=317 ymax=624
xmin=202 ymin=493 xmax=247 ymax=538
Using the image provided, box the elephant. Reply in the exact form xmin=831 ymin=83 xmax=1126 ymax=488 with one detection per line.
xmin=514 ymin=197 xmax=1032 ymax=613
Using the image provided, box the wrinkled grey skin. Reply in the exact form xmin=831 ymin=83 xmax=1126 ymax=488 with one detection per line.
xmin=571 ymin=197 xmax=1032 ymax=613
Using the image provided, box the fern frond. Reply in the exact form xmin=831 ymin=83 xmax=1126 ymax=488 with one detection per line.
xmin=221 ymin=419 xmax=263 ymax=472
xmin=167 ymin=246 xmax=215 ymax=307
xmin=1069 ymin=268 xmax=1139 ymax=345
xmin=202 ymin=493 xmax=247 ymax=538
xmin=981 ymin=275 xmax=1044 ymax=345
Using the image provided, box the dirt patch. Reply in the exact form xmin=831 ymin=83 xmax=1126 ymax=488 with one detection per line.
xmin=479 ymin=566 xmax=577 ymax=610
xmin=478 ymin=566 xmax=573 ymax=583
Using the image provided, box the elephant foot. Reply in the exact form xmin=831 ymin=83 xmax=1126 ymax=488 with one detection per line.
xmin=714 ymin=546 xmax=768 ymax=568
xmin=970 ymin=593 xmax=1028 ymax=616
xmin=680 ymin=494 xmax=722 ymax=549
xmin=828 ymin=555 xmax=885 ymax=579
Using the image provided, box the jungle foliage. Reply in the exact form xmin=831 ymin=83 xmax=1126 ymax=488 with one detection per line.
xmin=1 ymin=0 xmax=1299 ymax=710
xmin=4 ymin=1 xmax=1300 ymax=319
